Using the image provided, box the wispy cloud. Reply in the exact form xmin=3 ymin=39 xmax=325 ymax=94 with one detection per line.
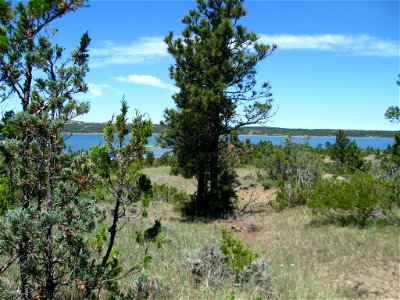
xmin=87 ymin=83 xmax=123 ymax=98
xmin=116 ymin=74 xmax=178 ymax=92
xmin=259 ymin=34 xmax=399 ymax=57
xmin=88 ymin=83 xmax=107 ymax=97
xmin=91 ymin=37 xmax=168 ymax=67
xmin=90 ymin=33 xmax=397 ymax=68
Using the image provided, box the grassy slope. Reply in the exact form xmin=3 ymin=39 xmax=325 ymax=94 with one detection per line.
xmin=136 ymin=166 xmax=400 ymax=299
xmin=3 ymin=166 xmax=395 ymax=298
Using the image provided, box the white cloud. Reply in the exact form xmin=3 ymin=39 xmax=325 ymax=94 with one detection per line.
xmin=88 ymin=83 xmax=107 ymax=97
xmin=116 ymin=74 xmax=178 ymax=92
xmin=87 ymin=83 xmax=122 ymax=98
xmin=90 ymin=33 xmax=397 ymax=68
xmin=91 ymin=37 xmax=168 ymax=67
xmin=258 ymin=34 xmax=399 ymax=57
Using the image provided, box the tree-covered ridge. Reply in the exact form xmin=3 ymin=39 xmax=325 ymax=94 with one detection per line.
xmin=63 ymin=121 xmax=397 ymax=138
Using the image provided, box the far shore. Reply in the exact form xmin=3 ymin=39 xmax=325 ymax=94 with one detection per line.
xmin=61 ymin=132 xmax=395 ymax=139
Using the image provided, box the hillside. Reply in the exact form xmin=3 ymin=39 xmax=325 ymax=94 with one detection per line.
xmin=63 ymin=121 xmax=397 ymax=138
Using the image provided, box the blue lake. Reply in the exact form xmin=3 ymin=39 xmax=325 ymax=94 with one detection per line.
xmin=63 ymin=134 xmax=395 ymax=158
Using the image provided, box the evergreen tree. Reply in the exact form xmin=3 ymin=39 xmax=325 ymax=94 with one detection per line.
xmin=384 ymin=74 xmax=400 ymax=170
xmin=327 ymin=130 xmax=364 ymax=172
xmin=161 ymin=0 xmax=276 ymax=216
xmin=88 ymin=100 xmax=161 ymax=297
xmin=0 ymin=1 xmax=97 ymax=299
xmin=384 ymin=74 xmax=400 ymax=124
xmin=385 ymin=106 xmax=400 ymax=124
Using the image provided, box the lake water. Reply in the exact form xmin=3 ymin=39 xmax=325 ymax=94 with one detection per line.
xmin=63 ymin=133 xmax=395 ymax=158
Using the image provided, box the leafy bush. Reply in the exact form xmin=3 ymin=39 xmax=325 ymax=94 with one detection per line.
xmin=191 ymin=229 xmax=266 ymax=283
xmin=155 ymin=152 xmax=175 ymax=167
xmin=152 ymin=184 xmax=189 ymax=210
xmin=220 ymin=228 xmax=259 ymax=275
xmin=258 ymin=138 xmax=323 ymax=209
xmin=144 ymin=150 xmax=155 ymax=166
xmin=127 ymin=270 xmax=170 ymax=300
xmin=191 ymin=244 xmax=233 ymax=285
xmin=308 ymin=172 xmax=391 ymax=225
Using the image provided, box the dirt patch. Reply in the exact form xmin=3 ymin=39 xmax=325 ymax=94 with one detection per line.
xmin=320 ymin=259 xmax=400 ymax=299
xmin=236 ymin=184 xmax=276 ymax=214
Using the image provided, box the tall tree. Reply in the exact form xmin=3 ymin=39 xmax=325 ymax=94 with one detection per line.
xmin=162 ymin=0 xmax=276 ymax=216
xmin=0 ymin=1 xmax=93 ymax=299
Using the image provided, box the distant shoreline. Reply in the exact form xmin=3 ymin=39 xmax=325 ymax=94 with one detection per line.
xmin=61 ymin=132 xmax=395 ymax=139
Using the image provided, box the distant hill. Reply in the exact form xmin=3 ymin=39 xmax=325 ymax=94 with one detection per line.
xmin=63 ymin=121 xmax=397 ymax=138
xmin=63 ymin=122 xmax=165 ymax=134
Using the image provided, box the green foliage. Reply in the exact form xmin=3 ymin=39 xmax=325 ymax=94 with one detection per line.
xmin=191 ymin=229 xmax=270 ymax=297
xmin=152 ymin=184 xmax=189 ymax=210
xmin=104 ymin=246 xmax=123 ymax=293
xmin=308 ymin=172 xmax=391 ymax=225
xmin=257 ymin=138 xmax=323 ymax=209
xmin=89 ymin=224 xmax=108 ymax=254
xmin=385 ymin=106 xmax=400 ymax=124
xmin=0 ymin=177 xmax=10 ymax=215
xmin=161 ymin=0 xmax=275 ymax=217
xmin=327 ymin=130 xmax=364 ymax=172
xmin=144 ymin=150 xmax=155 ymax=166
xmin=0 ymin=1 xmax=98 ymax=298
xmin=220 ymin=228 xmax=259 ymax=274
xmin=88 ymin=100 xmax=163 ymax=297
xmin=154 ymin=152 xmax=175 ymax=167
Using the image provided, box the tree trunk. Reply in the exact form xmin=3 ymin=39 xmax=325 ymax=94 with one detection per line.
xmin=20 ymin=241 xmax=30 ymax=300
xmin=19 ymin=23 xmax=35 ymax=300
xmin=209 ymin=135 xmax=219 ymax=210
xmin=45 ymin=139 xmax=55 ymax=299
xmin=196 ymin=164 xmax=206 ymax=213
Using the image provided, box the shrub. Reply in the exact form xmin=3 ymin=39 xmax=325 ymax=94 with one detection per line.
xmin=260 ymin=138 xmax=323 ymax=210
xmin=326 ymin=130 xmax=364 ymax=172
xmin=190 ymin=230 xmax=273 ymax=298
xmin=191 ymin=244 xmax=233 ymax=285
xmin=152 ymin=184 xmax=189 ymax=210
xmin=192 ymin=229 xmax=261 ymax=281
xmin=127 ymin=270 xmax=170 ymax=300
xmin=220 ymin=229 xmax=259 ymax=275
xmin=144 ymin=150 xmax=155 ymax=166
xmin=155 ymin=152 xmax=175 ymax=167
xmin=308 ymin=172 xmax=390 ymax=225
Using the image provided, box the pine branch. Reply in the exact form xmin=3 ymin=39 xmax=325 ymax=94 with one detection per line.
xmin=0 ymin=253 xmax=19 ymax=274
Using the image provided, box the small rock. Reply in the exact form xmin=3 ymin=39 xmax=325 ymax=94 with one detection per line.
xmin=247 ymin=223 xmax=259 ymax=233
xmin=357 ymin=286 xmax=369 ymax=296
xmin=354 ymin=281 xmax=368 ymax=296
xmin=355 ymin=237 xmax=365 ymax=247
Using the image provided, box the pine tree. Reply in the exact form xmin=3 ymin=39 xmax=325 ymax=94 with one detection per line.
xmin=327 ymin=130 xmax=364 ymax=172
xmin=0 ymin=1 xmax=98 ymax=299
xmin=161 ymin=0 xmax=276 ymax=216
xmin=88 ymin=100 xmax=161 ymax=297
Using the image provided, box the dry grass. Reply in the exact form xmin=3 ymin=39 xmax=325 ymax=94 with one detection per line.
xmin=214 ymin=207 xmax=400 ymax=299
xmin=3 ymin=166 xmax=398 ymax=299
xmin=136 ymin=166 xmax=400 ymax=299
xmin=142 ymin=166 xmax=197 ymax=194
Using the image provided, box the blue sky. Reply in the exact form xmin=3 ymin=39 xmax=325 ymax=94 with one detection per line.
xmin=8 ymin=0 xmax=400 ymax=130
